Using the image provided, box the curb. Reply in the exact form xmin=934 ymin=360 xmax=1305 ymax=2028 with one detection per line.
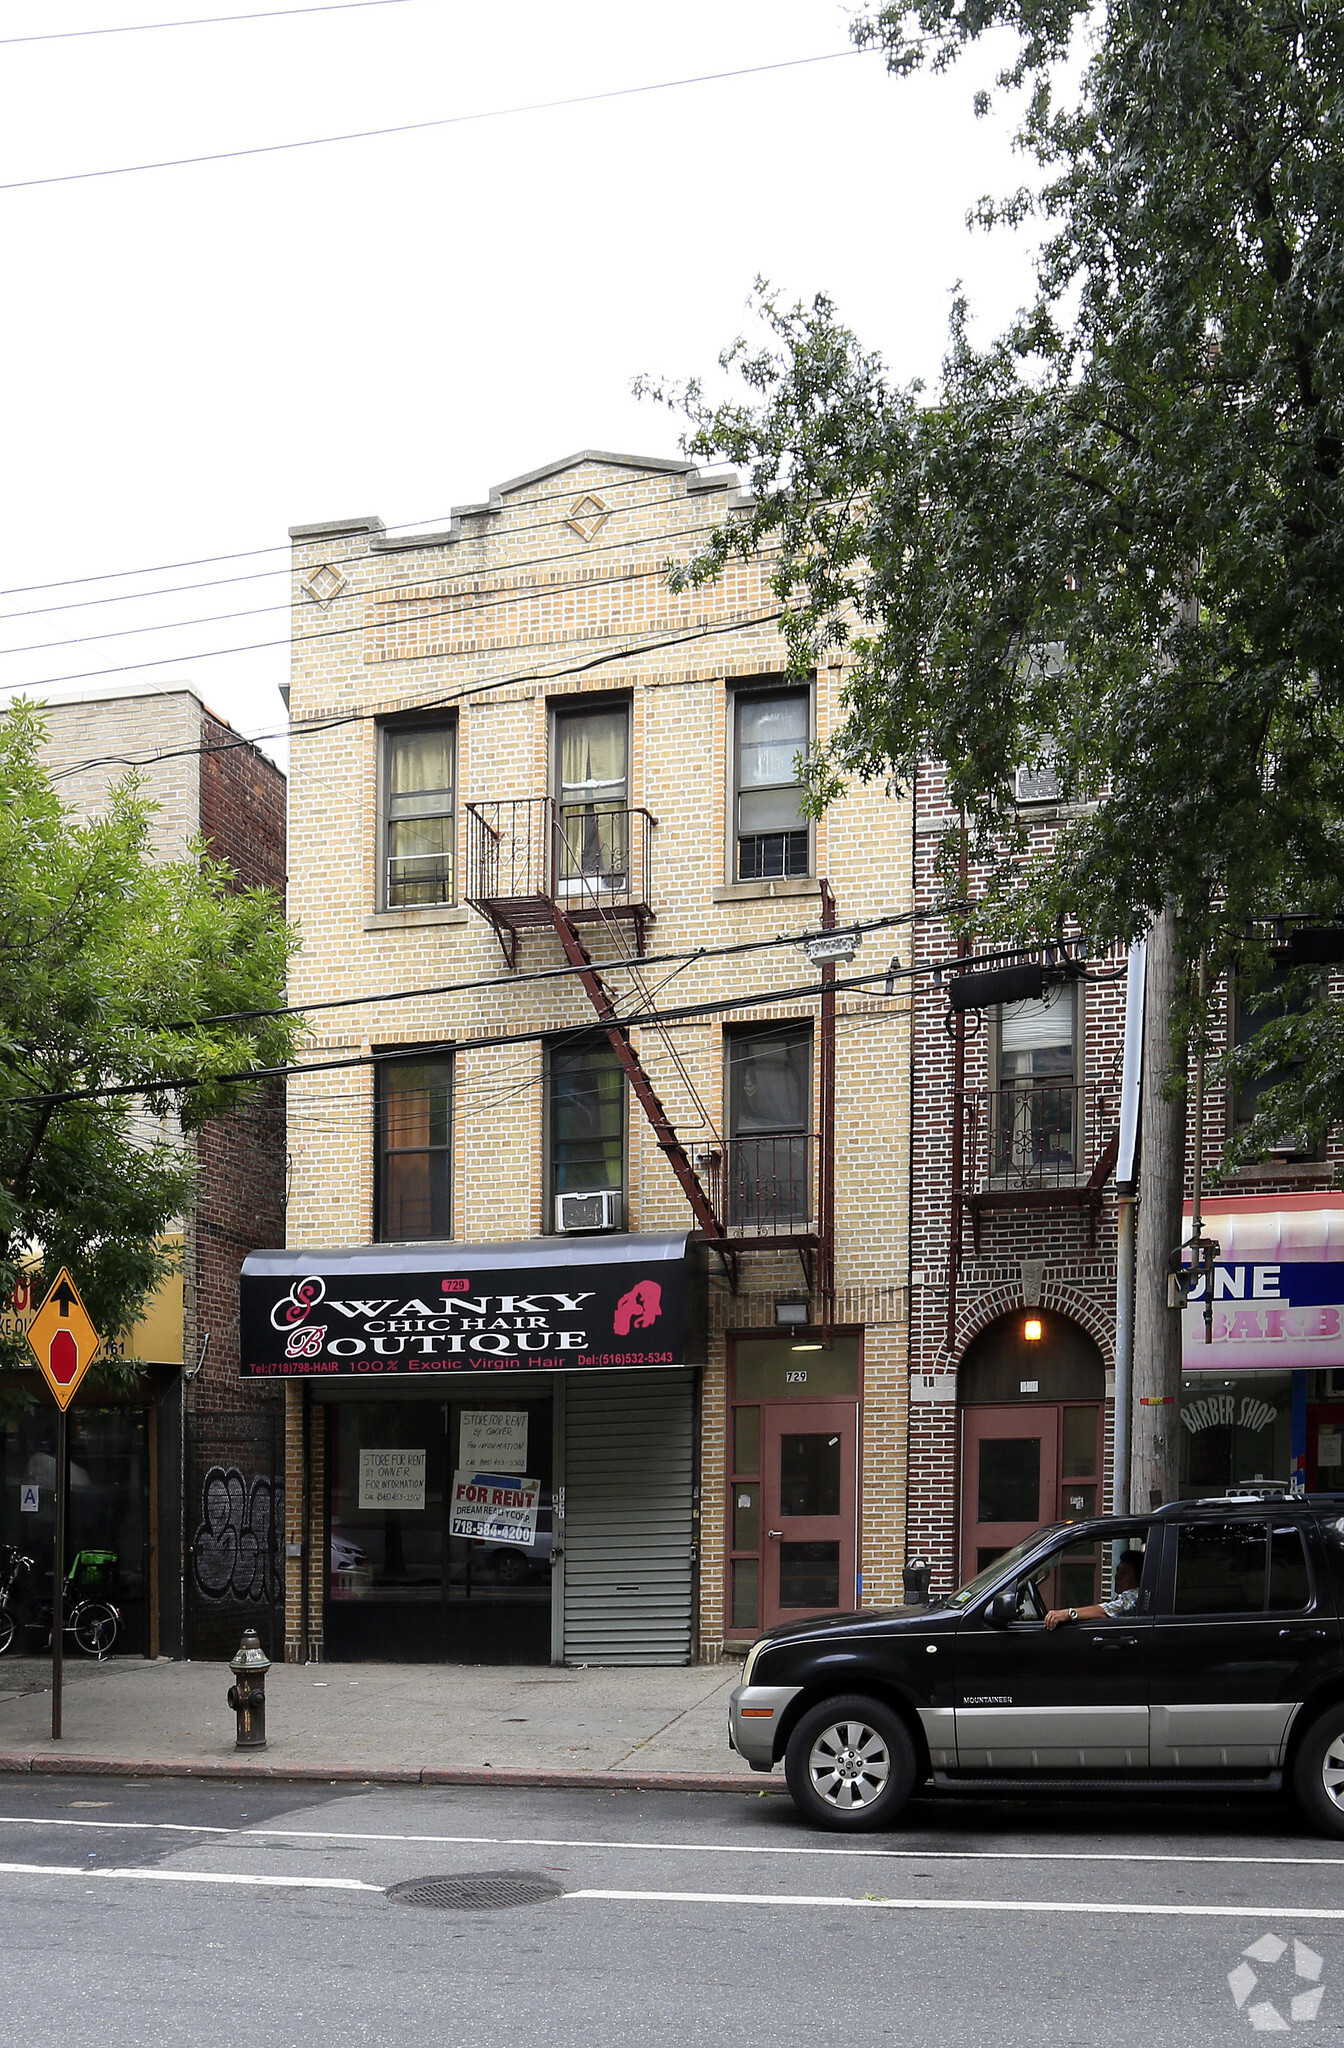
xmin=0 ymin=1752 xmax=786 ymax=1795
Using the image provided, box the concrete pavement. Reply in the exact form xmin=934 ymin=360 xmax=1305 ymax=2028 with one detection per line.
xmin=0 ymin=1652 xmax=769 ymax=1788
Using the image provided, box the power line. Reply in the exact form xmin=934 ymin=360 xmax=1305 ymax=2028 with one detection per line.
xmin=0 ymin=49 xmax=867 ymax=192
xmin=0 ymin=510 xmax=726 ymax=660
xmin=0 ymin=465 xmax=722 ymax=602
xmin=9 ymin=956 xmax=924 ymax=1111
xmin=188 ymin=909 xmax=927 ymax=1029
xmin=1 ymin=0 xmax=423 ymax=44
xmin=0 ymin=474 xmax=729 ymax=623
xmin=43 ymin=606 xmax=794 ymax=784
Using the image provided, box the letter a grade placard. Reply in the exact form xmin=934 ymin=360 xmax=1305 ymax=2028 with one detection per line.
xmin=26 ymin=1267 xmax=101 ymax=1411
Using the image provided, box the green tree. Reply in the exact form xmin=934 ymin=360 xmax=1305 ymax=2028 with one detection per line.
xmin=648 ymin=0 xmax=1344 ymax=1159
xmin=0 ymin=700 xmax=300 ymax=1399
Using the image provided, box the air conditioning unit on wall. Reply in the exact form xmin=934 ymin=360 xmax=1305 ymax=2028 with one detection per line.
xmin=555 ymin=1188 xmax=622 ymax=1234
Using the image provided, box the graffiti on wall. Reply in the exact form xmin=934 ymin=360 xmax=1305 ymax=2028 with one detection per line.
xmin=190 ymin=1467 xmax=283 ymax=1604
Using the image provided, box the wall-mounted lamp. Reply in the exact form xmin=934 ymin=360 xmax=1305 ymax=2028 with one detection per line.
xmin=1023 ymin=1317 xmax=1044 ymax=1343
xmin=775 ymin=1294 xmax=810 ymax=1328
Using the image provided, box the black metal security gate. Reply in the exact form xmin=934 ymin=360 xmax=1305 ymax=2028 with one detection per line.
xmin=185 ymin=1407 xmax=284 ymax=1661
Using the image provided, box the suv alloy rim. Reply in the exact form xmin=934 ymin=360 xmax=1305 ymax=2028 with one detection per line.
xmin=807 ymin=1719 xmax=892 ymax=1810
xmin=1321 ymin=1732 xmax=1344 ymax=1810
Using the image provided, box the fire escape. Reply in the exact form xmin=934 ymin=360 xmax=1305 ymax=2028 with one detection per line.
xmin=464 ymin=797 xmax=835 ymax=1304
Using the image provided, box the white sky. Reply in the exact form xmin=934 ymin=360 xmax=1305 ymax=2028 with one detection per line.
xmin=0 ymin=0 xmax=1040 ymax=769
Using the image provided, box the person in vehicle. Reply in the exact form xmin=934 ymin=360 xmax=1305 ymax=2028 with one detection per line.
xmin=1043 ymin=1549 xmax=1142 ymax=1630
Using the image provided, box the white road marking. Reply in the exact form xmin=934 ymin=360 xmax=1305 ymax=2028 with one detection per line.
xmin=0 ymin=1814 xmax=1340 ymax=1870
xmin=565 ymin=1888 xmax=1344 ymax=1921
xmin=0 ymin=1860 xmax=380 ymax=1890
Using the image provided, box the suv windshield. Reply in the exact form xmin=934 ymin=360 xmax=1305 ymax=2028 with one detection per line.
xmin=945 ymin=1529 xmax=1062 ymax=1610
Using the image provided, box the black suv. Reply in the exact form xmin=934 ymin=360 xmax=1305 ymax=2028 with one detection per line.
xmin=729 ymin=1500 xmax=1344 ymax=1834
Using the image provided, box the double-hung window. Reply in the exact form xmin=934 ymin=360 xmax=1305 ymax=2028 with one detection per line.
xmin=554 ymin=701 xmax=630 ymax=896
xmin=1232 ymin=971 xmax=1323 ymax=1160
xmin=375 ymin=1051 xmax=453 ymax=1241
xmin=992 ymin=989 xmax=1079 ymax=1182
xmin=383 ymin=721 xmax=455 ymax=907
xmin=548 ymin=1034 xmax=625 ymax=1228
xmin=725 ymin=1022 xmax=812 ymax=1227
xmin=733 ymin=688 xmax=811 ymax=881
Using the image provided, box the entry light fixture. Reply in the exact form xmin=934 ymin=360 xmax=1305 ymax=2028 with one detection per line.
xmin=791 ymin=1343 xmax=824 ymax=1353
xmin=1023 ymin=1317 xmax=1044 ymax=1342
xmin=775 ymin=1293 xmax=811 ymax=1328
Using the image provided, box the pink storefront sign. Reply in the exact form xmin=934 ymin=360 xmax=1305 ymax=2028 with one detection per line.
xmin=1181 ymin=1194 xmax=1344 ymax=1372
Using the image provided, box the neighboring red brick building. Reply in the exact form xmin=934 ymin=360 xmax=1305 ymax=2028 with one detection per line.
xmin=907 ymin=759 xmax=1344 ymax=1598
xmin=0 ymin=688 xmax=289 ymax=1660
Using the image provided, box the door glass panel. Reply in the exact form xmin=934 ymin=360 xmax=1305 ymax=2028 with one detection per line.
xmin=779 ymin=1434 xmax=841 ymax=1517
xmin=977 ymin=1545 xmax=1008 ymax=1573
xmin=1269 ymin=1527 xmax=1312 ymax=1612
xmin=1061 ymin=1405 xmax=1099 ymax=1477
xmin=733 ymin=1483 xmax=760 ymax=1552
xmin=779 ymin=1541 xmax=839 ymax=1608
xmin=1062 ymin=1483 xmax=1097 ymax=1519
xmin=731 ymin=1558 xmax=759 ymax=1630
xmin=733 ymin=1339 xmax=859 ymax=1400
xmin=1173 ymin=1521 xmax=1268 ymax=1614
xmin=733 ymin=1406 xmax=760 ymax=1476
xmin=977 ymin=1437 xmax=1040 ymax=1523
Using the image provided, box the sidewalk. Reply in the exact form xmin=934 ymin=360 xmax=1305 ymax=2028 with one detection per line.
xmin=0 ymin=1653 xmax=779 ymax=1791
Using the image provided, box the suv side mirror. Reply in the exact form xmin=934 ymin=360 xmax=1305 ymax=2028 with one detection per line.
xmin=984 ymin=1589 xmax=1017 ymax=1629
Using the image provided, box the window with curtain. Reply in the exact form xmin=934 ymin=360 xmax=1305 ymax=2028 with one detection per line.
xmin=555 ymin=703 xmax=629 ymax=888
xmin=549 ymin=1037 xmax=625 ymax=1210
xmin=725 ymin=1022 xmax=812 ymax=1226
xmin=384 ymin=722 xmax=455 ymax=907
xmin=376 ymin=1053 xmax=453 ymax=1241
xmin=993 ymin=990 xmax=1078 ymax=1178
xmin=733 ymin=688 xmax=811 ymax=880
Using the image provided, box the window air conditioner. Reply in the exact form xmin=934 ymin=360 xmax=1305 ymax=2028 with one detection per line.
xmin=555 ymin=1188 xmax=622 ymax=1234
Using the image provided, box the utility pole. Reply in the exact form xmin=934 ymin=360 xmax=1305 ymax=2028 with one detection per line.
xmin=1131 ymin=902 xmax=1186 ymax=1509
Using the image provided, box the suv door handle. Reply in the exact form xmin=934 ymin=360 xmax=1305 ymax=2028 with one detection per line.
xmin=1279 ymin=1627 xmax=1328 ymax=1642
xmin=1091 ymin=1634 xmax=1139 ymax=1649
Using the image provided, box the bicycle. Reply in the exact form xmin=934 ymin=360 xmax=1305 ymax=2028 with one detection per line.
xmin=0 ymin=1545 xmax=121 ymax=1660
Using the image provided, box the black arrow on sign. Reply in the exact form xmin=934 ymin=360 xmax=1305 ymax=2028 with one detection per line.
xmin=51 ymin=1277 xmax=78 ymax=1319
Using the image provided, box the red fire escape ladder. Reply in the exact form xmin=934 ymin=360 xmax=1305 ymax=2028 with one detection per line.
xmin=544 ymin=906 xmax=738 ymax=1287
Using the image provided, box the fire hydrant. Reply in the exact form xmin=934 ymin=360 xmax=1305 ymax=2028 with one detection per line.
xmin=227 ymin=1629 xmax=271 ymax=1750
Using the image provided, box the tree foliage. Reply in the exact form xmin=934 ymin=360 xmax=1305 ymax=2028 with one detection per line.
xmin=0 ymin=701 xmax=301 ymax=1390
xmin=647 ymin=0 xmax=1344 ymax=1158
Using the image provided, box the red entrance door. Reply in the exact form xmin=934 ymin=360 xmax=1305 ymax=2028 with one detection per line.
xmin=1307 ymin=1404 xmax=1344 ymax=1491
xmin=760 ymin=1401 xmax=857 ymax=1628
xmin=960 ymin=1402 xmax=1103 ymax=1580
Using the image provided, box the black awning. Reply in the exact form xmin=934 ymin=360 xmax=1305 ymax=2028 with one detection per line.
xmin=239 ymin=1232 xmax=705 ymax=1378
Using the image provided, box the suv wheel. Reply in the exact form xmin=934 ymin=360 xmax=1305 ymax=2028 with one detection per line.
xmin=1293 ymin=1704 xmax=1344 ymax=1838
xmin=784 ymin=1694 xmax=918 ymax=1832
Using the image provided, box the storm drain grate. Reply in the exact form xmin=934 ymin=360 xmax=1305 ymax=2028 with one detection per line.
xmin=386 ymin=1870 xmax=566 ymax=1911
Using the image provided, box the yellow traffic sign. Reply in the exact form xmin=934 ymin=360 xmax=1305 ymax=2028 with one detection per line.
xmin=25 ymin=1268 xmax=101 ymax=1412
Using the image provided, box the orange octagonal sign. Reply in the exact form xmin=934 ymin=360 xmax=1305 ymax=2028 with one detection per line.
xmin=26 ymin=1268 xmax=101 ymax=1412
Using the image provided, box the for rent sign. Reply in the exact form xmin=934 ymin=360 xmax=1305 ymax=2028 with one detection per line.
xmin=239 ymin=1233 xmax=703 ymax=1378
xmin=449 ymin=1472 xmax=540 ymax=1547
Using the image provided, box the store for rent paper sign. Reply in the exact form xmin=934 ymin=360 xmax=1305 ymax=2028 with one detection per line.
xmin=450 ymin=1470 xmax=540 ymax=1547
xmin=459 ymin=1409 xmax=528 ymax=1472
xmin=358 ymin=1448 xmax=426 ymax=1511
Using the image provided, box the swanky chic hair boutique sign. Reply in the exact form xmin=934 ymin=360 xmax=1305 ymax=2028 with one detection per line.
xmin=239 ymin=1234 xmax=702 ymax=1377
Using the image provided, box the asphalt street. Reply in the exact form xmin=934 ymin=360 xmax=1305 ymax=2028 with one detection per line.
xmin=1 ymin=1776 xmax=1343 ymax=2045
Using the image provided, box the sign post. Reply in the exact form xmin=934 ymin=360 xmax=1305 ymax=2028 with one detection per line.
xmin=24 ymin=1269 xmax=102 ymax=1740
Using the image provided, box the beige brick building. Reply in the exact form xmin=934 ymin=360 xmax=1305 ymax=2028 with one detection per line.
xmin=264 ymin=451 xmax=914 ymax=1664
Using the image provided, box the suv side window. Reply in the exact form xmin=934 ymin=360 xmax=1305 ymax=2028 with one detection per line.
xmin=1172 ymin=1521 xmax=1313 ymax=1615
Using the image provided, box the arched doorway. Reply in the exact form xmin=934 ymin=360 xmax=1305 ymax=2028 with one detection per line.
xmin=958 ymin=1309 xmax=1106 ymax=1579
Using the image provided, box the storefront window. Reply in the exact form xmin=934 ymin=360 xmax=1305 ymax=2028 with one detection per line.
xmin=326 ymin=1394 xmax=554 ymax=1662
xmin=0 ymin=1407 xmax=149 ymax=1654
xmin=1178 ymin=1374 xmax=1292 ymax=1495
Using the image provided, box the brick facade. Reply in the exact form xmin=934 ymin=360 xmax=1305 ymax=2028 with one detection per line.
xmin=284 ymin=451 xmax=915 ymax=1661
